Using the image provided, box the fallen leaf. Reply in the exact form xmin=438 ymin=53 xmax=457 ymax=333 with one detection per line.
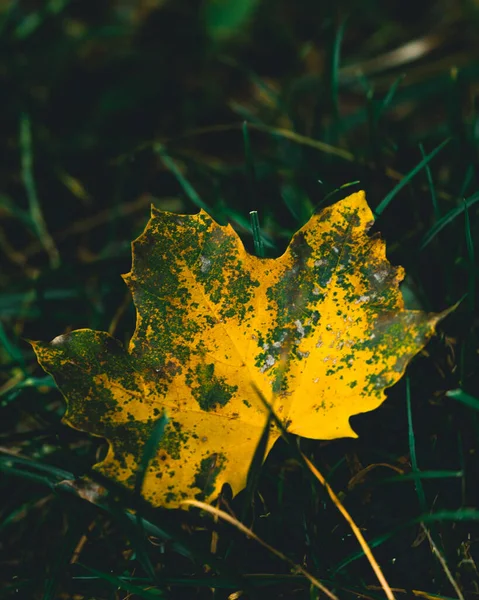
xmin=32 ymin=191 xmax=446 ymax=508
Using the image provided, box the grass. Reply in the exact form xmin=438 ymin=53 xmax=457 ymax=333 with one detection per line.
xmin=1 ymin=1 xmax=479 ymax=599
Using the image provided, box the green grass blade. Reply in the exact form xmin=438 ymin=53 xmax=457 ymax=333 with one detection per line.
xmin=134 ymin=412 xmax=169 ymax=497
xmin=0 ymin=193 xmax=35 ymax=231
xmin=20 ymin=113 xmax=60 ymax=268
xmin=43 ymin=508 xmax=93 ymax=600
xmin=79 ymin=564 xmax=165 ymax=598
xmin=374 ymin=137 xmax=450 ymax=217
xmin=446 ymin=388 xmax=479 ymax=411
xmin=0 ymin=321 xmax=25 ymax=368
xmin=377 ymin=74 xmax=406 ymax=118
xmin=420 ymin=191 xmax=479 ymax=250
xmin=0 ymin=451 xmax=75 ymax=482
xmin=132 ymin=412 xmax=169 ymax=584
xmin=419 ymin=142 xmax=440 ymax=219
xmin=242 ymin=413 xmax=272 ymax=515
xmin=330 ymin=20 xmax=347 ymax=121
xmin=74 ymin=572 xmax=312 ymax=590
xmin=66 ymin=473 xmax=252 ymax=591
xmin=243 ymin=120 xmax=261 ymax=220
xmin=406 ymin=377 xmax=427 ymax=512
xmin=463 ymin=198 xmax=476 ymax=313
xmin=154 ymin=144 xmax=211 ymax=213
xmin=0 ymin=464 xmax=59 ymax=489
xmin=249 ymin=210 xmax=265 ymax=258
xmin=334 ymin=508 xmax=479 ymax=573
xmin=384 ymin=470 xmax=463 ymax=482
xmin=225 ymin=208 xmax=276 ymax=249
xmin=315 ymin=180 xmax=361 ymax=211
xmin=419 ymin=508 xmax=479 ymax=522
xmin=0 ymin=375 xmax=57 ymax=399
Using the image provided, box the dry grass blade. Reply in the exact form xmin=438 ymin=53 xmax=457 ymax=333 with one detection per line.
xmin=420 ymin=524 xmax=465 ymax=600
xmin=339 ymin=34 xmax=444 ymax=80
xmin=301 ymin=453 xmax=396 ymax=600
xmin=182 ymin=499 xmax=339 ymax=600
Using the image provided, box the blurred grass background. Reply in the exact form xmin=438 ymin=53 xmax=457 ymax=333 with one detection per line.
xmin=1 ymin=1 xmax=479 ymax=599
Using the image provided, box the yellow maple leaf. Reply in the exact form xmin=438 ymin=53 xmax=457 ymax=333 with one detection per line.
xmin=32 ymin=191 xmax=445 ymax=508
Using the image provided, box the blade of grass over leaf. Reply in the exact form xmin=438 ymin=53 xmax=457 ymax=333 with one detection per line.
xmin=240 ymin=413 xmax=272 ymax=521
xmin=249 ymin=210 xmax=265 ymax=257
xmin=224 ymin=412 xmax=274 ymax=563
xmin=222 ymin=206 xmax=276 ymax=249
xmin=134 ymin=412 xmax=169 ymax=497
xmin=420 ymin=191 xmax=479 ymax=250
xmin=446 ymin=389 xmax=479 ymax=411
xmin=19 ymin=113 xmax=60 ymax=268
xmin=374 ymin=138 xmax=450 ymax=217
xmin=133 ymin=412 xmax=169 ymax=585
xmin=154 ymin=143 xmax=211 ymax=212
xmin=182 ymin=499 xmax=339 ymax=600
